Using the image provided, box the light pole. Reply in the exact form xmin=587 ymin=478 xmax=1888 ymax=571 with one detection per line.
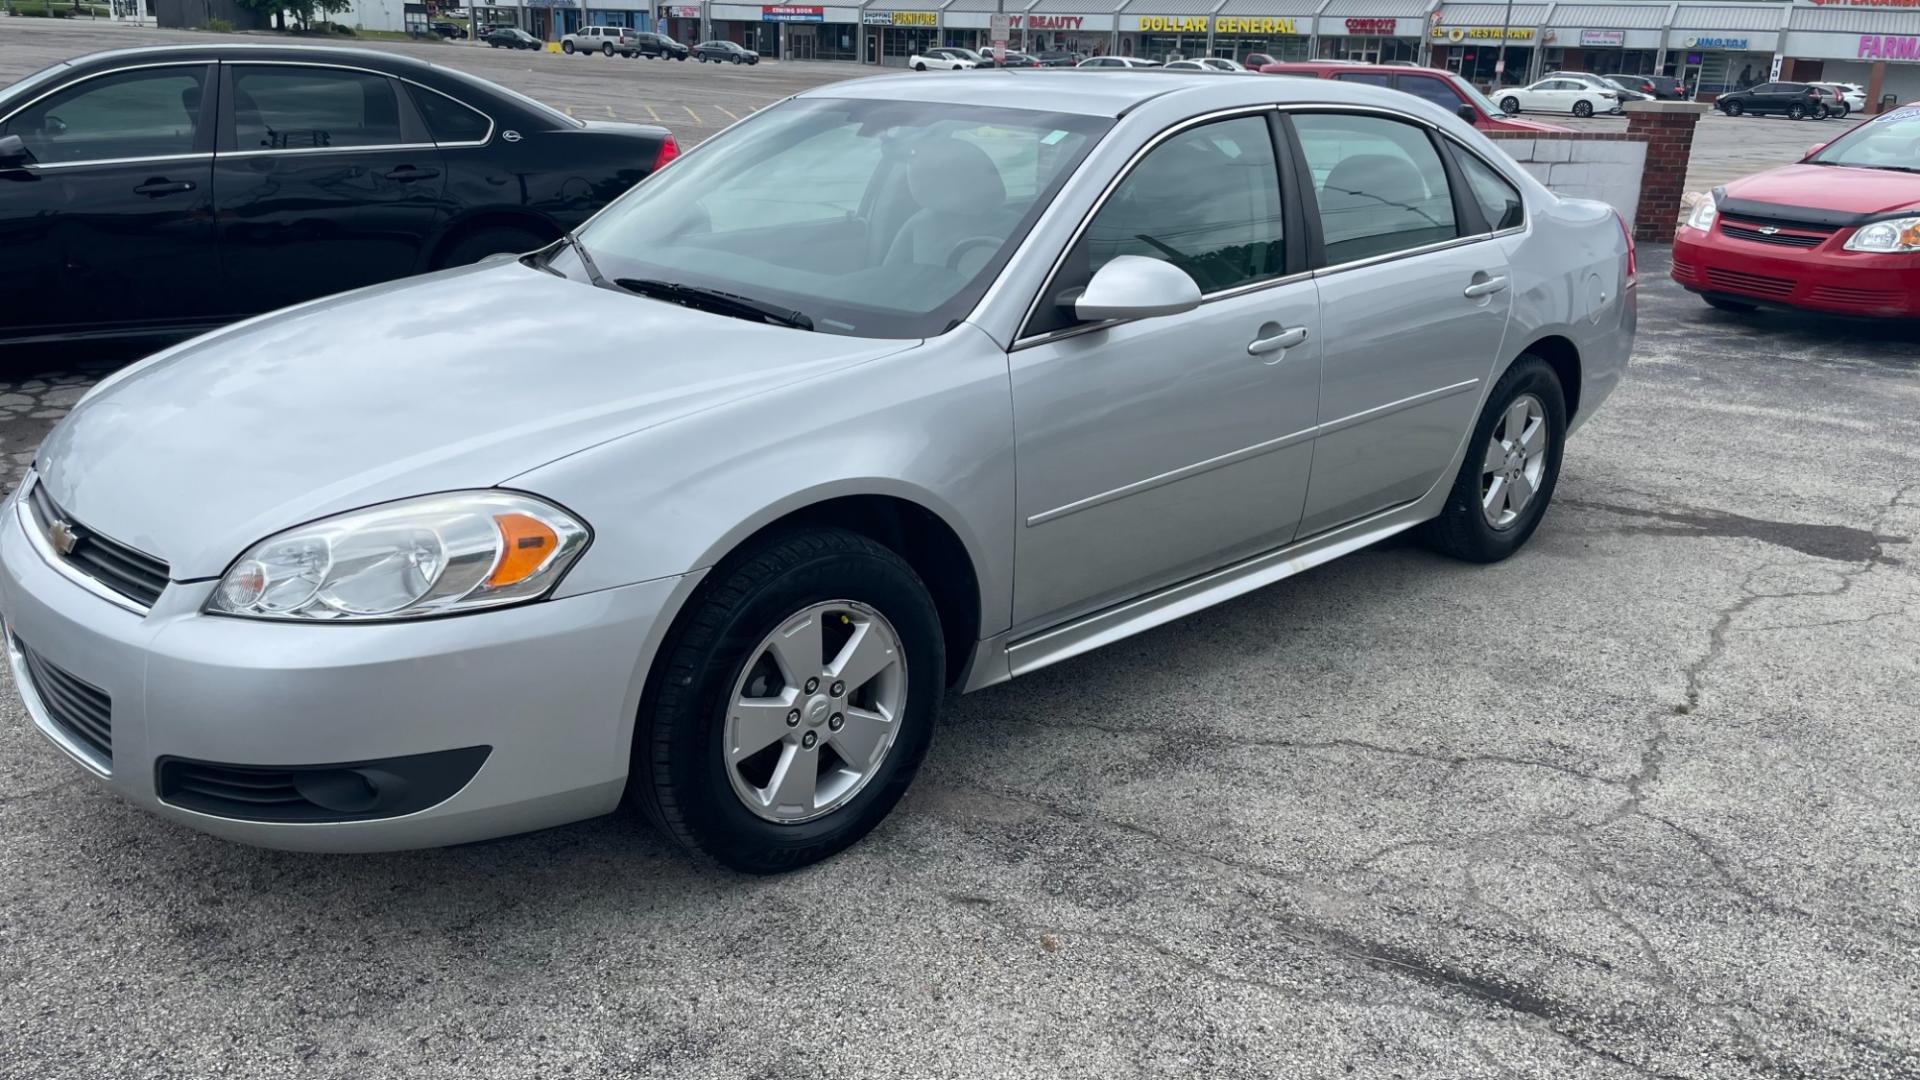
xmin=1494 ymin=0 xmax=1514 ymax=89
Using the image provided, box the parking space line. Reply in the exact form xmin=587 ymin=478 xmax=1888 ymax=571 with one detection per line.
xmin=685 ymin=106 xmax=702 ymax=123
xmin=716 ymin=105 xmax=739 ymax=121
xmin=564 ymin=105 xmax=575 ymax=117
xmin=646 ymin=105 xmax=661 ymax=122
xmin=605 ymin=105 xmax=615 ymax=118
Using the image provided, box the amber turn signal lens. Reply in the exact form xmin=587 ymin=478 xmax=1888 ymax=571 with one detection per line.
xmin=488 ymin=512 xmax=559 ymax=587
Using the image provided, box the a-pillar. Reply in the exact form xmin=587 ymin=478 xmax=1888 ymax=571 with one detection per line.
xmin=1624 ymin=100 xmax=1711 ymax=243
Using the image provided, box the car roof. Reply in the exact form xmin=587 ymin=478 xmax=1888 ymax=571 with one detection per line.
xmin=799 ymin=68 xmax=1442 ymax=119
xmin=1262 ymin=61 xmax=1454 ymax=78
xmin=49 ymin=42 xmax=442 ymax=72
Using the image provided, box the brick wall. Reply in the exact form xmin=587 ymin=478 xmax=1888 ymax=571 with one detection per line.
xmin=1482 ymin=101 xmax=1709 ymax=244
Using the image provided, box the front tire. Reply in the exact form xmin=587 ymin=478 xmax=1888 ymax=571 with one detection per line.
xmin=1723 ymin=100 xmax=1743 ymax=117
xmin=1788 ymin=102 xmax=1807 ymax=120
xmin=1420 ymin=355 xmax=1566 ymax=564
xmin=562 ymin=40 xmax=575 ymax=54
xmin=633 ymin=528 xmax=945 ymax=873
xmin=914 ymin=62 xmax=927 ymax=71
xmin=1500 ymin=96 xmax=1520 ymax=114
xmin=1573 ymin=99 xmax=1594 ymax=118
xmin=1704 ymin=296 xmax=1758 ymax=314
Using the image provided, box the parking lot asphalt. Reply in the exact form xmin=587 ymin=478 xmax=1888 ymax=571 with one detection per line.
xmin=5 ymin=20 xmax=1920 ymax=1080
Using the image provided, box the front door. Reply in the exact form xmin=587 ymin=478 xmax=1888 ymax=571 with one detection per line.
xmin=1010 ymin=113 xmax=1320 ymax=630
xmin=1289 ymin=111 xmax=1512 ymax=536
xmin=213 ymin=63 xmax=446 ymax=317
xmin=0 ymin=62 xmax=222 ymax=342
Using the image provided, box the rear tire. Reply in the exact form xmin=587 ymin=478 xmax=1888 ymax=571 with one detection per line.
xmin=1704 ymin=296 xmax=1758 ymax=314
xmin=632 ymin=528 xmax=945 ymax=874
xmin=603 ymin=42 xmax=615 ymax=56
xmin=1500 ymin=96 xmax=1520 ymax=114
xmin=1573 ymin=99 xmax=1594 ymax=118
xmin=435 ymin=225 xmax=551 ymax=268
xmin=1420 ymin=355 xmax=1566 ymax=564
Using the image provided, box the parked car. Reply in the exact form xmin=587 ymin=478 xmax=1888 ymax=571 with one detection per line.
xmin=0 ymin=70 xmax=1630 ymax=870
xmin=1825 ymin=82 xmax=1868 ymax=114
xmin=1242 ymin=52 xmax=1277 ymax=68
xmin=1599 ymin=76 xmax=1653 ymax=102
xmin=692 ymin=40 xmax=759 ymax=64
xmin=1163 ymin=59 xmax=1226 ymax=72
xmin=484 ymin=27 xmax=542 ymax=50
xmin=1674 ymin=104 xmax=1920 ymax=317
xmin=629 ymin=31 xmax=690 ymax=60
xmin=1168 ymin=57 xmax=1246 ymax=72
xmin=1033 ymin=50 xmax=1082 ymax=67
xmin=429 ymin=21 xmax=468 ymax=39
xmin=1640 ymin=74 xmax=1687 ymax=100
xmin=0 ymin=44 xmax=676 ymax=348
xmin=1078 ymin=56 xmax=1160 ymax=69
xmin=909 ymin=47 xmax=976 ymax=71
xmin=1715 ymin=81 xmax=1824 ymax=120
xmin=1261 ymin=62 xmax=1573 ymax=132
xmin=1808 ymin=85 xmax=1844 ymax=119
xmin=1498 ymin=77 xmax=1621 ymax=117
xmin=562 ymin=25 xmax=640 ymax=57
xmin=980 ymin=50 xmax=1040 ymax=68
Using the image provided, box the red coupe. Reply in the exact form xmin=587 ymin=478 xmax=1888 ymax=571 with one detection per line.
xmin=1673 ymin=106 xmax=1920 ymax=317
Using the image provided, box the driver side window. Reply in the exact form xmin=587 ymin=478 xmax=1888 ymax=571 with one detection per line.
xmin=4 ymin=66 xmax=207 ymax=165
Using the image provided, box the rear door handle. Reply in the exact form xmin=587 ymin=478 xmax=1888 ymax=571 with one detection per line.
xmin=383 ymin=166 xmax=441 ymax=182
xmin=1248 ymin=325 xmax=1308 ymax=356
xmin=132 ymin=178 xmax=195 ymax=197
xmin=1463 ymin=275 xmax=1509 ymax=299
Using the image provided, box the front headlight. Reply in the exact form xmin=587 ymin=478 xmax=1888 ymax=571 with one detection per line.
xmin=208 ymin=491 xmax=589 ymax=621
xmin=1843 ymin=216 xmax=1920 ymax=253
xmin=1683 ymin=195 xmax=1718 ymax=233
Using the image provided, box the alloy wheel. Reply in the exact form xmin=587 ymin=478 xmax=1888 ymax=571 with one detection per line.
xmin=1481 ymin=394 xmax=1549 ymax=530
xmin=723 ymin=600 xmax=907 ymax=824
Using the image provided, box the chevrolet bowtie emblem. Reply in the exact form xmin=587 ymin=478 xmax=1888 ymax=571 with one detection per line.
xmin=47 ymin=519 xmax=79 ymax=555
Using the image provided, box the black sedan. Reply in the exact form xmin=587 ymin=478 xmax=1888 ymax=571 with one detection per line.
xmin=631 ymin=32 xmax=690 ymax=60
xmin=691 ymin=40 xmax=759 ymax=64
xmin=485 ymin=27 xmax=543 ymax=50
xmin=0 ymin=44 xmax=674 ymax=348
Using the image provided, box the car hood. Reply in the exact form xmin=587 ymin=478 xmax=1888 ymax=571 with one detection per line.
xmin=37 ymin=261 xmax=916 ymax=580
xmin=1722 ymin=162 xmax=1920 ymax=216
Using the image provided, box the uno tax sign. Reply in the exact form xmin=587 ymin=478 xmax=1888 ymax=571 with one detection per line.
xmin=1136 ymin=16 xmax=1300 ymax=34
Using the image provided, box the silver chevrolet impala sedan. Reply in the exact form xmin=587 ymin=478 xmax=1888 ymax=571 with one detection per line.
xmin=1 ymin=71 xmax=1633 ymax=872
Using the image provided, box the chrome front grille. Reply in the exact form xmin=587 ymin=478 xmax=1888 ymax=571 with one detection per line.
xmin=21 ymin=475 xmax=170 ymax=610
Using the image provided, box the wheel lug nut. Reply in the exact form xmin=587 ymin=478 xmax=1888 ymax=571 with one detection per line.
xmin=803 ymin=677 xmax=820 ymax=694
xmin=828 ymin=712 xmax=844 ymax=731
xmin=785 ymin=709 xmax=801 ymax=727
xmin=801 ymin=731 xmax=817 ymax=749
xmin=830 ymin=680 xmax=845 ymax=697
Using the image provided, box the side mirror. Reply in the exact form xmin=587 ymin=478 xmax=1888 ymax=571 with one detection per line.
xmin=1457 ymin=103 xmax=1479 ymax=123
xmin=1067 ymin=255 xmax=1203 ymax=322
xmin=1807 ymin=142 xmax=1828 ymax=159
xmin=0 ymin=134 xmax=30 ymax=167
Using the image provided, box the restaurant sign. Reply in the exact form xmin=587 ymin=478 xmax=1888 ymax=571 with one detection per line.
xmin=1432 ymin=26 xmax=1536 ymax=41
xmin=1138 ymin=15 xmax=1299 ymax=34
xmin=1344 ymin=17 xmax=1398 ymax=34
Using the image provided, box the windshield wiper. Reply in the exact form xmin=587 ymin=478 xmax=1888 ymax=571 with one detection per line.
xmin=614 ymin=278 xmax=814 ymax=331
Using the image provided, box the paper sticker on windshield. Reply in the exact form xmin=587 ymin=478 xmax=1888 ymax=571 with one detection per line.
xmin=1871 ymin=107 xmax=1920 ymax=124
xmin=1041 ymin=129 xmax=1068 ymax=145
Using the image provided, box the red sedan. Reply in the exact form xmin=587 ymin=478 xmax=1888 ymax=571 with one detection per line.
xmin=1673 ymin=106 xmax=1920 ymax=317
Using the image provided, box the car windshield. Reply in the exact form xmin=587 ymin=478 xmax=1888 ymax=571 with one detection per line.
xmin=1450 ymin=73 xmax=1509 ymax=117
xmin=1810 ymin=106 xmax=1920 ymax=170
xmin=570 ymin=97 xmax=1108 ymax=339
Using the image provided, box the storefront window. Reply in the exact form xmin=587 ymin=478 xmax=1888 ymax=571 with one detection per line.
xmin=882 ymin=26 xmax=939 ymax=62
xmin=1317 ymin=36 xmax=1417 ymax=64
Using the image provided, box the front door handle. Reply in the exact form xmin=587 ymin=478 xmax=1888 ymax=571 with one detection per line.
xmin=132 ymin=178 xmax=195 ymax=197
xmin=1248 ymin=325 xmax=1308 ymax=356
xmin=1463 ymin=275 xmax=1509 ymax=299
xmin=383 ymin=166 xmax=441 ymax=182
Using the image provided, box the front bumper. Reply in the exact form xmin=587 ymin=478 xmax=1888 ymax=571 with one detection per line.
xmin=0 ymin=494 xmax=698 ymax=851
xmin=1672 ymin=225 xmax=1920 ymax=318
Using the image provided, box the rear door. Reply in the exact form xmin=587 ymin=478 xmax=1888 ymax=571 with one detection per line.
xmin=213 ymin=61 xmax=447 ymax=316
xmin=1288 ymin=109 xmax=1512 ymax=536
xmin=0 ymin=62 xmax=221 ymax=342
xmin=1395 ymin=72 xmax=1468 ymax=116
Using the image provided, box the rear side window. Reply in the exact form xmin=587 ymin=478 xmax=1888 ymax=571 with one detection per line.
xmin=1333 ymin=72 xmax=1392 ymax=88
xmin=1294 ymin=112 xmax=1457 ymax=264
xmin=412 ymin=87 xmax=490 ymax=144
xmin=1455 ymin=149 xmax=1523 ymax=231
xmin=1396 ymin=75 xmax=1462 ymax=112
xmin=230 ymin=66 xmax=403 ymax=150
